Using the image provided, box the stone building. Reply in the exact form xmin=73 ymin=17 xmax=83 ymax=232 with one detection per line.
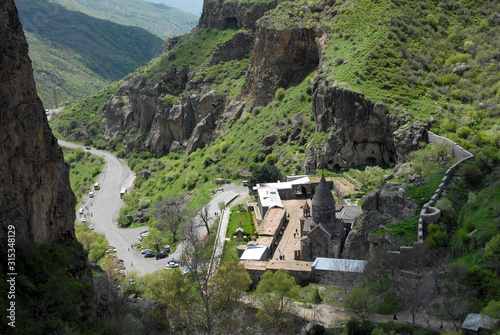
xmin=300 ymin=175 xmax=346 ymax=260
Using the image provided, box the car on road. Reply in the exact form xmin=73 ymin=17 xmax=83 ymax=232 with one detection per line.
xmin=144 ymin=252 xmax=155 ymax=258
xmin=89 ymin=191 xmax=94 ymax=198
xmin=89 ymin=224 xmax=94 ymax=231
xmin=167 ymin=259 xmax=179 ymax=268
xmin=81 ymin=218 xmax=86 ymax=222
xmin=155 ymin=252 xmax=168 ymax=260
xmin=85 ymin=147 xmax=91 ymax=150
xmin=79 ymin=207 xmax=84 ymax=214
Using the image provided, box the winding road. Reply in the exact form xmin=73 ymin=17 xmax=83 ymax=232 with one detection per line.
xmin=58 ymin=140 xmax=248 ymax=276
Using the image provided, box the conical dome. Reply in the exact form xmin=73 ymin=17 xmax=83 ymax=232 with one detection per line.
xmin=312 ymin=175 xmax=336 ymax=224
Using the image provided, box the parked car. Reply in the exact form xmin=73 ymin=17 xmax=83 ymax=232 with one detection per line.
xmin=155 ymin=252 xmax=168 ymax=260
xmin=79 ymin=207 xmax=84 ymax=214
xmin=89 ymin=191 xmax=94 ymax=198
xmin=89 ymin=224 xmax=94 ymax=231
xmin=141 ymin=249 xmax=151 ymax=254
xmin=167 ymin=259 xmax=179 ymax=268
xmin=144 ymin=252 xmax=155 ymax=258
xmin=81 ymin=218 xmax=86 ymax=222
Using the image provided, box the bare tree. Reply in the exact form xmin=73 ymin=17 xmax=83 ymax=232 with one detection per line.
xmin=396 ymin=278 xmax=432 ymax=326
xmin=154 ymin=195 xmax=190 ymax=243
xmin=197 ymin=204 xmax=214 ymax=235
xmin=167 ymin=232 xmax=252 ymax=335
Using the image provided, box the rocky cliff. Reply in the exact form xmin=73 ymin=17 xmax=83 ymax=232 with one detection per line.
xmin=87 ymin=0 xmax=429 ymax=166
xmin=0 ymin=0 xmax=76 ymax=248
xmin=342 ymin=182 xmax=419 ymax=259
xmin=303 ymin=79 xmax=428 ymax=173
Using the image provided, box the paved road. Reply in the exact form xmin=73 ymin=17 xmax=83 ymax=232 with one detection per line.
xmin=58 ymin=140 xmax=249 ymax=276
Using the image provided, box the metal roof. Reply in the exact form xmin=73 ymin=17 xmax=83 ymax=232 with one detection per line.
xmin=257 ymin=185 xmax=283 ymax=208
xmin=462 ymin=313 xmax=499 ymax=332
xmin=240 ymin=245 xmax=268 ymax=261
xmin=311 ymin=257 xmax=367 ymax=272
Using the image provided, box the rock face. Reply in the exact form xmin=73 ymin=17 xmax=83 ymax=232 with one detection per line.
xmin=198 ymin=0 xmax=278 ymax=31
xmin=242 ymin=24 xmax=319 ymax=106
xmin=342 ymin=183 xmax=419 ymax=259
xmin=99 ymin=0 xmax=427 ymax=164
xmin=303 ymin=79 xmax=428 ymax=173
xmin=0 ymin=0 xmax=76 ymax=248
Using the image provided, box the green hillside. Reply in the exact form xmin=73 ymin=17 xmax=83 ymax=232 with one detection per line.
xmin=145 ymin=0 xmax=204 ymax=16
xmin=51 ymin=0 xmax=500 ymax=328
xmin=49 ymin=0 xmax=199 ymax=38
xmin=17 ymin=0 xmax=165 ymax=108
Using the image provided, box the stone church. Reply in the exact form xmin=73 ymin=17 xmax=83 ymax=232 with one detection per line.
xmin=299 ymin=175 xmax=346 ymax=260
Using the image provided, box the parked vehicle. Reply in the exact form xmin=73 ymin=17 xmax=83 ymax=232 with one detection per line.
xmin=155 ymin=253 xmax=168 ymax=260
xmin=79 ymin=207 xmax=84 ymax=214
xmin=89 ymin=191 xmax=94 ymax=198
xmin=94 ymin=182 xmax=100 ymax=190
xmin=167 ymin=259 xmax=179 ymax=268
xmin=141 ymin=249 xmax=151 ymax=255
xmin=120 ymin=188 xmax=127 ymax=199
xmin=144 ymin=252 xmax=155 ymax=258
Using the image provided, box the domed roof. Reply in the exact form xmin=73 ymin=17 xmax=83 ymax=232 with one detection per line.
xmin=312 ymin=175 xmax=335 ymax=208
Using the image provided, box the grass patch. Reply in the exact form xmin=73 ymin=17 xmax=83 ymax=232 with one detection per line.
xmin=226 ymin=212 xmax=254 ymax=238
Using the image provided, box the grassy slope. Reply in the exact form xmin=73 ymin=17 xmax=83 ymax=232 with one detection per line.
xmin=50 ymin=0 xmax=199 ymax=38
xmin=17 ymin=0 xmax=165 ymax=108
xmin=62 ymin=147 xmax=105 ymax=207
xmin=51 ymin=2 xmax=500 ymax=307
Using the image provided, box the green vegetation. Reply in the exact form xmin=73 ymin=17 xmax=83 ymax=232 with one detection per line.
xmin=49 ymin=0 xmax=198 ymax=38
xmin=47 ymin=0 xmax=500 ymax=331
xmin=0 ymin=242 xmax=98 ymax=333
xmin=62 ymin=147 xmax=104 ymax=205
xmin=17 ymin=0 xmax=164 ymax=108
xmin=226 ymin=211 xmax=254 ymax=238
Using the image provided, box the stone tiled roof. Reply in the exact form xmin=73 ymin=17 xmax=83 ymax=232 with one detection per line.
xmin=312 ymin=175 xmax=336 ymax=208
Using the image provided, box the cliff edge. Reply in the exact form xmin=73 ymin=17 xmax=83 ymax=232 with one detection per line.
xmin=0 ymin=0 xmax=76 ymax=248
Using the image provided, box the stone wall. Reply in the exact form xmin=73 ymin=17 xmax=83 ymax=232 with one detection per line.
xmin=415 ymin=132 xmax=473 ymax=243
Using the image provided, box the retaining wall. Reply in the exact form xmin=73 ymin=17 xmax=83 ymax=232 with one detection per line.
xmin=415 ymin=132 xmax=473 ymax=243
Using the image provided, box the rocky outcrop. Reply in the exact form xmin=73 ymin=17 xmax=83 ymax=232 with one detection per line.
xmin=303 ymin=80 xmax=428 ymax=173
xmin=198 ymin=0 xmax=279 ymax=31
xmin=342 ymin=183 xmax=419 ymax=259
xmin=242 ymin=24 xmax=320 ymax=106
xmin=0 ymin=0 xmax=76 ymax=248
xmin=208 ymin=31 xmax=254 ymax=65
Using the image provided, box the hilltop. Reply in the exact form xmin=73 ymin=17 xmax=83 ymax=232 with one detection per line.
xmin=48 ymin=0 xmax=199 ymax=38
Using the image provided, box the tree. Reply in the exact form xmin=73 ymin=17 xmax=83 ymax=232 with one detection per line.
xmin=141 ymin=227 xmax=163 ymax=253
xmin=483 ymin=234 xmax=500 ymax=272
xmin=163 ymin=232 xmax=252 ymax=335
xmin=75 ymin=230 xmax=98 ymax=251
xmin=197 ymin=204 xmax=214 ymax=236
xmin=343 ymin=287 xmax=374 ymax=326
xmin=254 ymin=269 xmax=299 ymax=324
xmin=154 ymin=195 xmax=190 ymax=243
xmin=249 ymin=163 xmax=284 ymax=187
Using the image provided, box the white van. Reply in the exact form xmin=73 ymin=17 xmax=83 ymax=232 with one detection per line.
xmin=120 ymin=188 xmax=127 ymax=199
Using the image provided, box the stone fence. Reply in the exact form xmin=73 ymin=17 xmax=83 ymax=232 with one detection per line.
xmin=415 ymin=132 xmax=473 ymax=243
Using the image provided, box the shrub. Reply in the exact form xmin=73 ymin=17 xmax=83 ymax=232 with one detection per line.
xmin=311 ymin=287 xmax=322 ymax=304
xmin=275 ymin=88 xmax=285 ymax=101
xmin=264 ymin=154 xmax=278 ymax=166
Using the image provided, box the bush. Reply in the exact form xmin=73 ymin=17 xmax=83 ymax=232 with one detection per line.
xmin=460 ymin=162 xmax=483 ymax=187
xmin=275 ymin=88 xmax=285 ymax=101
xmin=264 ymin=154 xmax=278 ymax=166
xmin=311 ymin=287 xmax=322 ymax=304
